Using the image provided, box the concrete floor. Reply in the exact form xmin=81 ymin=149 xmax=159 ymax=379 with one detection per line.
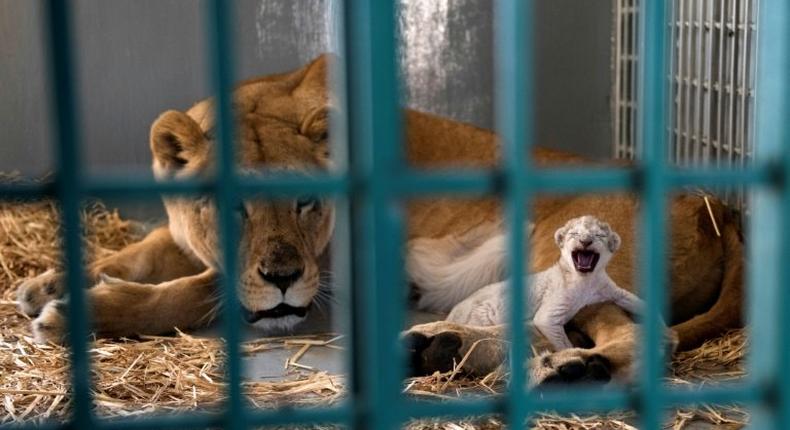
xmin=194 ymin=304 xmax=443 ymax=382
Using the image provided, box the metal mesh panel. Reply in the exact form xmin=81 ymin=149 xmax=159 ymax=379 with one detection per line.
xmin=613 ymin=0 xmax=640 ymax=160
xmin=614 ymin=0 xmax=759 ymax=209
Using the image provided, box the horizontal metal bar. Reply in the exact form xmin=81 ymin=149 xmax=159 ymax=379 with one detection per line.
xmin=530 ymin=387 xmax=632 ymax=413
xmin=0 ymin=183 xmax=54 ymax=200
xmin=98 ymin=412 xmax=221 ymax=430
xmin=530 ymin=168 xmax=638 ymax=194
xmin=667 ymin=166 xmax=776 ymax=188
xmin=0 ymin=167 xmax=779 ymax=203
xmin=0 ymin=422 xmax=65 ymax=430
xmin=406 ymin=387 xmax=630 ymax=418
xmin=1 ymin=166 xmax=782 ymax=203
xmin=392 ymin=170 xmax=501 ymax=196
xmin=6 ymin=406 xmax=349 ymax=429
xmin=663 ymin=383 xmax=765 ymax=407
xmin=402 ymin=398 xmax=503 ymax=419
xmin=85 ymin=175 xmax=350 ymax=199
xmin=246 ymin=405 xmax=351 ymax=426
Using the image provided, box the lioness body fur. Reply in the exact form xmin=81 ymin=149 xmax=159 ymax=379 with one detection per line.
xmin=18 ymin=55 xmax=743 ymax=385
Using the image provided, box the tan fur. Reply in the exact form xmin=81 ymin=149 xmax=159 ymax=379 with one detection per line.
xmin=19 ymin=55 xmax=744 ymax=384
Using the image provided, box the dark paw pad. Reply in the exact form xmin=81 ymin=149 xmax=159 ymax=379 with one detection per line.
xmin=540 ymin=359 xmax=586 ymax=385
xmin=538 ymin=354 xmax=612 ymax=387
xmin=405 ymin=331 xmax=463 ymax=376
xmin=584 ymin=354 xmax=611 ymax=383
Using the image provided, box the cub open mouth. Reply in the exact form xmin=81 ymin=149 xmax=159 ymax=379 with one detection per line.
xmin=244 ymin=303 xmax=310 ymax=324
xmin=571 ymin=250 xmax=600 ymax=273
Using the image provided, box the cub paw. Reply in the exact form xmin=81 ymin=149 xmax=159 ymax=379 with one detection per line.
xmin=17 ymin=269 xmax=63 ymax=316
xmin=32 ymin=300 xmax=68 ymax=344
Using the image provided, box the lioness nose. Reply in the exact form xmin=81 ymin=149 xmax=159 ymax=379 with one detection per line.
xmin=580 ymin=238 xmax=593 ymax=248
xmin=258 ymin=267 xmax=304 ymax=293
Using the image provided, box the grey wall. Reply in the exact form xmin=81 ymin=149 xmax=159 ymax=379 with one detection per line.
xmin=0 ymin=0 xmax=614 ymax=177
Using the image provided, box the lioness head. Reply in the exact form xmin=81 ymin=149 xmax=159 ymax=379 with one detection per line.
xmin=149 ymin=55 xmax=335 ymax=330
xmin=554 ymin=215 xmax=621 ymax=275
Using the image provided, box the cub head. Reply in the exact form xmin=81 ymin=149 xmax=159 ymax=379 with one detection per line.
xmin=149 ymin=55 xmax=335 ymax=331
xmin=553 ymin=215 xmax=621 ymax=275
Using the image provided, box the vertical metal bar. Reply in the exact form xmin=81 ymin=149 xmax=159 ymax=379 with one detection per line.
xmin=750 ymin=1 xmax=789 ymax=427
xmin=694 ymin=0 xmax=705 ymax=165
xmin=637 ymin=1 xmax=670 ymax=428
xmin=617 ymin=0 xmax=621 ymax=158
xmin=703 ymin=0 xmax=714 ymax=165
xmin=674 ymin=0 xmax=685 ymax=165
xmin=715 ymin=0 xmax=726 ymax=166
xmin=735 ymin=0 xmax=750 ymax=211
xmin=775 ymin=0 xmax=790 ymax=425
xmin=668 ymin=0 xmax=678 ymax=163
xmin=343 ymin=1 xmax=404 ymax=430
xmin=205 ymin=2 xmax=244 ymax=429
xmin=326 ymin=4 xmax=356 ymax=427
xmin=736 ymin=0 xmax=750 ymax=168
xmin=42 ymin=1 xmax=93 ymax=427
xmin=683 ymin=0 xmax=693 ymax=166
xmin=726 ymin=0 xmax=737 ymax=167
xmin=495 ymin=0 xmax=533 ymax=427
xmin=630 ymin=0 xmax=640 ymax=160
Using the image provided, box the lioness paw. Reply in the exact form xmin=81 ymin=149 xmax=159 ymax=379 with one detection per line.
xmin=530 ymin=349 xmax=612 ymax=388
xmin=404 ymin=330 xmax=463 ymax=376
xmin=32 ymin=300 xmax=68 ymax=344
xmin=17 ymin=269 xmax=63 ymax=316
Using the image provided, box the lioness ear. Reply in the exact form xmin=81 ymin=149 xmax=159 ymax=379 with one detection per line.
xmin=150 ymin=110 xmax=208 ymax=173
xmin=291 ymin=54 xmax=330 ymax=98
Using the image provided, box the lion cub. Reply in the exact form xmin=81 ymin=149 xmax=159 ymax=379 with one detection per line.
xmin=447 ymin=215 xmax=644 ymax=351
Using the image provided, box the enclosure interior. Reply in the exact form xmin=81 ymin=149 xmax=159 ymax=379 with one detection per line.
xmin=0 ymin=0 xmax=763 ymax=427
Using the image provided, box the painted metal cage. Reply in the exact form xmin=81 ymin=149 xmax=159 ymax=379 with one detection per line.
xmin=1 ymin=0 xmax=788 ymax=429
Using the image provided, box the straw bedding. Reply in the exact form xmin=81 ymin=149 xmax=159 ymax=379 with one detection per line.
xmin=0 ymin=200 xmax=748 ymax=428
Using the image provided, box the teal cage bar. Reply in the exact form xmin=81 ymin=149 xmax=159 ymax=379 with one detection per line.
xmin=0 ymin=0 xmax=787 ymax=429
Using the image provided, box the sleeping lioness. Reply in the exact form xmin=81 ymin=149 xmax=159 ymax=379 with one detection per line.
xmin=16 ymin=55 xmax=743 ymax=386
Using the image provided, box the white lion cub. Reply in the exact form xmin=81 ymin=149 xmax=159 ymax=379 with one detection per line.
xmin=446 ymin=215 xmax=644 ymax=351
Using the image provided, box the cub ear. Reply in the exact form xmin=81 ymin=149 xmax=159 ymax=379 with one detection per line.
xmin=150 ymin=110 xmax=208 ymax=173
xmin=608 ymin=231 xmax=621 ymax=252
xmin=600 ymin=222 xmax=621 ymax=252
xmin=554 ymin=224 xmax=569 ymax=247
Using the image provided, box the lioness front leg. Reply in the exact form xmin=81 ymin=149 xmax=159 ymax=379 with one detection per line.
xmin=403 ymin=321 xmax=512 ymax=376
xmin=532 ymin=302 xmax=681 ymax=387
xmin=32 ymin=269 xmax=218 ymax=344
xmin=17 ymin=226 xmax=204 ymax=316
xmin=404 ymin=303 xmax=669 ymax=388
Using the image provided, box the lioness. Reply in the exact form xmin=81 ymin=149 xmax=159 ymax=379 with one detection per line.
xmin=17 ymin=55 xmax=743 ymax=385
